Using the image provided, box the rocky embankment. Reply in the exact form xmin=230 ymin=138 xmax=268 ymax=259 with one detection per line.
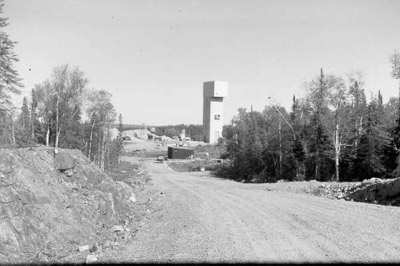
xmin=317 ymin=177 xmax=400 ymax=206
xmin=266 ymin=177 xmax=400 ymax=207
xmin=0 ymin=147 xmax=149 ymax=263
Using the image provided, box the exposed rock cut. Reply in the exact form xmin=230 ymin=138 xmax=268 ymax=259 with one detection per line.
xmin=0 ymin=147 xmax=139 ymax=263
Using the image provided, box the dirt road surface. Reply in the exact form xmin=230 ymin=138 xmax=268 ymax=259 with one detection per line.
xmin=100 ymin=157 xmax=400 ymax=263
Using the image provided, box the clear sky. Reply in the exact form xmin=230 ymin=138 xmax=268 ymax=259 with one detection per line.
xmin=4 ymin=0 xmax=400 ymax=126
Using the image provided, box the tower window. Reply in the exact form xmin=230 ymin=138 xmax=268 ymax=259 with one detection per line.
xmin=214 ymin=114 xmax=221 ymax=120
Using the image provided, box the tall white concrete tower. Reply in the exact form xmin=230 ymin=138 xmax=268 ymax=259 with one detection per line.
xmin=203 ymin=81 xmax=228 ymax=144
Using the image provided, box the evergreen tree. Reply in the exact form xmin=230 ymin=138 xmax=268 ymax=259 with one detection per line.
xmin=30 ymin=88 xmax=40 ymax=142
xmin=290 ymin=95 xmax=306 ymax=180
xmin=0 ymin=0 xmax=22 ymax=146
xmin=59 ymin=105 xmax=84 ymax=149
xmin=355 ymin=94 xmax=391 ymax=179
xmin=118 ymin=114 xmax=123 ymax=138
xmin=16 ymin=97 xmax=32 ymax=146
xmin=389 ymin=50 xmax=400 ymax=176
xmin=342 ymin=77 xmax=368 ymax=180
xmin=0 ymin=0 xmax=22 ymax=108
xmin=390 ymin=98 xmax=400 ymax=176
xmin=307 ymin=110 xmax=333 ymax=181
xmin=306 ymin=69 xmax=335 ymax=181
xmin=390 ymin=51 xmax=400 ymax=81
xmin=243 ymin=111 xmax=265 ymax=181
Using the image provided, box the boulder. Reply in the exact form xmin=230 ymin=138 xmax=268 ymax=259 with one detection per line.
xmin=111 ymin=225 xmax=124 ymax=232
xmin=86 ymin=254 xmax=97 ymax=263
xmin=129 ymin=194 xmax=137 ymax=203
xmin=89 ymin=243 xmax=98 ymax=253
xmin=54 ymin=152 xmax=75 ymax=171
xmin=102 ymin=240 xmax=111 ymax=249
xmin=78 ymin=245 xmax=90 ymax=252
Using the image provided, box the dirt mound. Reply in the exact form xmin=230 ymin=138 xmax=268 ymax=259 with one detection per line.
xmin=0 ymin=147 xmax=142 ymax=263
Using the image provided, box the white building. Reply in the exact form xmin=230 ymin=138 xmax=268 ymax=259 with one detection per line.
xmin=203 ymin=81 xmax=228 ymax=144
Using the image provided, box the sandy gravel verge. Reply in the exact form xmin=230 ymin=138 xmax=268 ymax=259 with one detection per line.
xmin=99 ymin=159 xmax=400 ymax=263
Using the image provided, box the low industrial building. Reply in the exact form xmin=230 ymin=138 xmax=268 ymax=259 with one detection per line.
xmin=167 ymin=146 xmax=194 ymax=159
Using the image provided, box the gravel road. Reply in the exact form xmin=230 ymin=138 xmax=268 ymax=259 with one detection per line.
xmin=100 ymin=157 xmax=400 ymax=263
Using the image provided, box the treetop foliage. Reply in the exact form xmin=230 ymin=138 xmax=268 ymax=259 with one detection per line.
xmin=0 ymin=0 xmax=22 ymax=110
xmin=221 ymin=67 xmax=400 ymax=183
xmin=390 ymin=51 xmax=400 ymax=80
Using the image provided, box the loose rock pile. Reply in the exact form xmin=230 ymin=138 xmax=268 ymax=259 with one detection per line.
xmin=315 ymin=177 xmax=400 ymax=206
xmin=345 ymin=178 xmax=400 ymax=205
xmin=0 ymin=147 xmax=147 ymax=263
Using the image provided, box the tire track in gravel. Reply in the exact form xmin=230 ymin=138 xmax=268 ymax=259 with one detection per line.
xmin=218 ymin=188 xmax=400 ymax=262
xmin=100 ymin=160 xmax=400 ymax=263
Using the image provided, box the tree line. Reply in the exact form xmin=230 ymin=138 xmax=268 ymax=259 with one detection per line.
xmin=4 ymin=64 xmax=123 ymax=171
xmin=0 ymin=1 xmax=122 ymax=171
xmin=221 ymin=56 xmax=400 ymax=182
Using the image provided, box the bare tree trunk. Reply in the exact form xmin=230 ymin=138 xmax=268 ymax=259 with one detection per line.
xmin=46 ymin=123 xmax=50 ymax=147
xmin=107 ymin=144 xmax=110 ymax=169
xmin=334 ymin=122 xmax=340 ymax=181
xmin=272 ymin=155 xmax=278 ymax=182
xmin=10 ymin=113 xmax=15 ymax=145
xmin=88 ymin=120 xmax=96 ymax=160
xmin=97 ymin=128 xmax=102 ymax=167
xmin=278 ymin=118 xmax=283 ymax=179
xmin=31 ymin=113 xmax=35 ymax=140
xmin=106 ymin=124 xmax=110 ymax=169
xmin=55 ymin=95 xmax=60 ymax=150
xmin=101 ymin=126 xmax=105 ymax=171
xmin=315 ymin=150 xmax=320 ymax=181
xmin=355 ymin=116 xmax=363 ymax=148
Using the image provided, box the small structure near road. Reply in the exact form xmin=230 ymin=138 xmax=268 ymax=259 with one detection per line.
xmin=168 ymin=146 xmax=194 ymax=159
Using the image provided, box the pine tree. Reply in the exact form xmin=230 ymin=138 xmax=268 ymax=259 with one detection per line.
xmin=115 ymin=113 xmax=124 ymax=168
xmin=60 ymin=105 xmax=84 ymax=149
xmin=389 ymin=51 xmax=400 ymax=176
xmin=244 ymin=111 xmax=264 ymax=181
xmin=0 ymin=0 xmax=22 ymax=145
xmin=307 ymin=110 xmax=333 ymax=181
xmin=306 ymin=69 xmax=335 ymax=181
xmin=290 ymin=95 xmax=306 ymax=180
xmin=355 ymin=94 xmax=391 ymax=179
xmin=0 ymin=0 xmax=22 ymax=107
xmin=390 ymin=97 xmax=400 ymax=176
xmin=118 ymin=114 xmax=123 ymax=138
xmin=16 ymin=97 xmax=32 ymax=146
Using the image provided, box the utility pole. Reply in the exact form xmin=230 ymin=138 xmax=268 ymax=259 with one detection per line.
xmin=267 ymin=97 xmax=302 ymax=181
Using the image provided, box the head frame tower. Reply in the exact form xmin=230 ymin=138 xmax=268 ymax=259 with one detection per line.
xmin=203 ymin=81 xmax=228 ymax=144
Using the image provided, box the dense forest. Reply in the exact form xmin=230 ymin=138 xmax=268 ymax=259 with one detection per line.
xmin=221 ymin=62 xmax=400 ymax=182
xmin=0 ymin=1 xmax=122 ymax=171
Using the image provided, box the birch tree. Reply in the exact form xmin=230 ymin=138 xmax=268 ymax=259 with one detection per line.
xmin=86 ymin=89 xmax=116 ymax=170
xmin=306 ymin=69 xmax=350 ymax=181
xmin=35 ymin=81 xmax=53 ymax=146
xmin=50 ymin=65 xmax=88 ymax=149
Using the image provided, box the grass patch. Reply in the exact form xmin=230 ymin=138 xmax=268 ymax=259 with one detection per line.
xmin=106 ymin=160 xmax=151 ymax=191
